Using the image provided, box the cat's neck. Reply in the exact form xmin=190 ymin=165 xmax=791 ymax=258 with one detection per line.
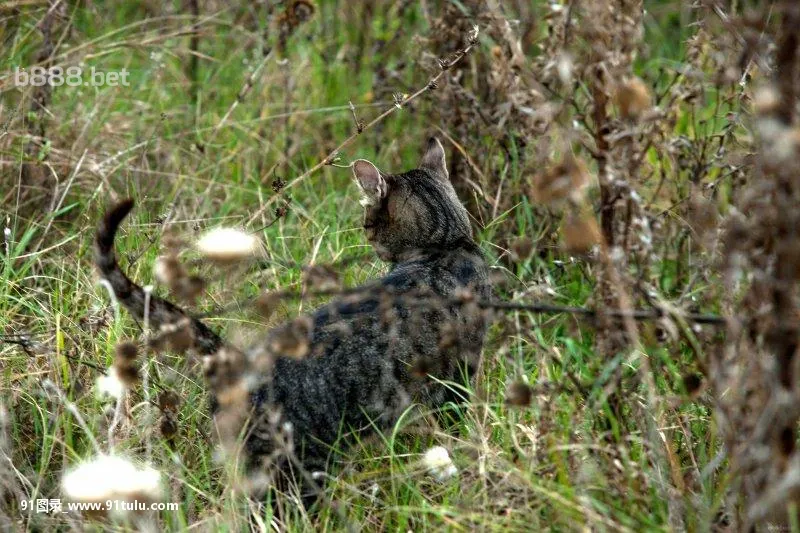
xmin=389 ymin=236 xmax=482 ymax=266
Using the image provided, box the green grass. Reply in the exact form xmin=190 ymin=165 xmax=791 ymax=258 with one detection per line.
xmin=0 ymin=1 xmax=733 ymax=531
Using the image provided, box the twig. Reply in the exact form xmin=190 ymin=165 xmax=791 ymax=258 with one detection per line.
xmin=480 ymin=299 xmax=726 ymax=325
xmin=188 ymin=0 xmax=200 ymax=106
xmin=246 ymin=26 xmax=481 ymax=227
xmin=206 ymin=52 xmax=272 ymax=146
xmin=2 ymin=336 xmax=109 ymax=373
xmin=348 ymin=100 xmax=364 ymax=133
xmin=198 ymin=282 xmax=727 ymax=326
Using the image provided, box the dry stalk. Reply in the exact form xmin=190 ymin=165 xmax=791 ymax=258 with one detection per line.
xmin=245 ymin=25 xmax=481 ymax=227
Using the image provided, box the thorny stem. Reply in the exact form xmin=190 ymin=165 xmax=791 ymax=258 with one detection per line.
xmin=0 ymin=292 xmax=726 ymax=374
xmin=246 ymin=26 xmax=481 ymax=227
xmin=199 ymin=283 xmax=726 ymax=326
xmin=740 ymin=2 xmax=800 ymax=526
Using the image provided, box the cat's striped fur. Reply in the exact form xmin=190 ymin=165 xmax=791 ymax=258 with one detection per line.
xmin=94 ymin=137 xmax=490 ymax=505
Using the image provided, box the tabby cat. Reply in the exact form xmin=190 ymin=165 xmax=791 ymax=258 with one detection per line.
xmin=94 ymin=137 xmax=491 ymax=505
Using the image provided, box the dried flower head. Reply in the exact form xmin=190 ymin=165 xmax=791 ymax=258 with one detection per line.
xmin=271 ymin=176 xmax=286 ymax=192
xmin=149 ymin=319 xmax=194 ymax=354
xmin=682 ymin=373 xmax=703 ymax=396
xmin=276 ymin=0 xmax=316 ymax=51
xmin=255 ymin=291 xmax=282 ymax=319
xmin=288 ymin=0 xmax=315 ymax=25
xmin=160 ymin=231 xmax=186 ymax=252
xmin=562 ymin=213 xmax=602 ymax=254
xmin=422 ymin=446 xmax=458 ymax=482
xmin=302 ymin=264 xmax=340 ymax=292
xmin=488 ymin=269 xmax=510 ymax=289
xmin=113 ymin=341 xmax=139 ymax=387
xmin=154 ymin=255 xmax=185 ymax=286
xmin=203 ymin=347 xmax=248 ymax=392
xmin=531 ymin=154 xmax=591 ymax=205
xmin=62 ymin=455 xmax=163 ymax=508
xmin=115 ymin=341 xmax=137 ymax=361
xmin=174 ymin=274 xmax=206 ymax=304
xmin=687 ymin=187 xmax=719 ymax=244
xmin=753 ymin=85 xmax=781 ymax=115
xmin=157 ymin=390 xmax=181 ymax=413
xmin=510 ymin=237 xmax=534 ymax=261
xmin=614 ymin=77 xmax=652 ymax=120
xmin=212 ymin=381 xmax=250 ymax=452
xmin=160 ymin=415 xmax=178 ymax=443
xmin=506 ymin=380 xmax=533 ymax=407
xmin=196 ymin=227 xmax=260 ymax=262
xmin=269 ymin=316 xmax=313 ymax=359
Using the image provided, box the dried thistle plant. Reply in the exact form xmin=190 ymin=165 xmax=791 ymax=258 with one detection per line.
xmin=713 ymin=3 xmax=800 ymax=527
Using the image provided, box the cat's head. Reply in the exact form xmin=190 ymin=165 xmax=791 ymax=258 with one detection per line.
xmin=352 ymin=137 xmax=472 ymax=262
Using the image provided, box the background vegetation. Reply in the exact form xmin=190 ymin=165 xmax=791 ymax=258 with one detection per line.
xmin=1 ymin=0 xmax=797 ymax=530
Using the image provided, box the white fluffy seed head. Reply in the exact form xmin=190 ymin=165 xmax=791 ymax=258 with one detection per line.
xmin=556 ymin=53 xmax=573 ymax=85
xmin=95 ymin=367 xmax=125 ymax=400
xmin=422 ymin=446 xmax=458 ymax=481
xmin=753 ymin=85 xmax=780 ymax=115
xmin=62 ymin=455 xmax=163 ymax=505
xmin=195 ymin=228 xmax=260 ymax=262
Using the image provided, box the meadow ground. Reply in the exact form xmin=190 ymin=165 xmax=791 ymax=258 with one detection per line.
xmin=1 ymin=1 xmax=797 ymax=531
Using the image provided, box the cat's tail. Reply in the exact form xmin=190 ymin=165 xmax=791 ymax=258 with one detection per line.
xmin=95 ymin=199 xmax=223 ymax=355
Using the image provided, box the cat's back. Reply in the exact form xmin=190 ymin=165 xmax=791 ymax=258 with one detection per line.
xmin=383 ymin=240 xmax=490 ymax=300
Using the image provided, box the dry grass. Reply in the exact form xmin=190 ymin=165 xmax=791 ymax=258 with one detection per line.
xmin=1 ymin=0 xmax=798 ymax=530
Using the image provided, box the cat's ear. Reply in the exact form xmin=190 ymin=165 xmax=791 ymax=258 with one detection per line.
xmin=353 ymin=159 xmax=387 ymax=206
xmin=419 ymin=137 xmax=448 ymax=179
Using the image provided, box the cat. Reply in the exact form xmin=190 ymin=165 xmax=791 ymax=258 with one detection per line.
xmin=94 ymin=137 xmax=491 ymax=506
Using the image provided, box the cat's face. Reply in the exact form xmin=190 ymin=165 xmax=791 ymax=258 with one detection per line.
xmin=352 ymin=137 xmax=472 ymax=262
